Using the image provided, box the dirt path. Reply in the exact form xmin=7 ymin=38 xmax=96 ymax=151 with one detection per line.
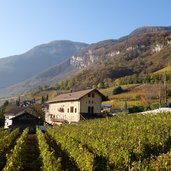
xmin=21 ymin=134 xmax=42 ymax=171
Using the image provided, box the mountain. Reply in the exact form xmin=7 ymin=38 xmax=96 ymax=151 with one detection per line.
xmin=0 ymin=40 xmax=88 ymax=90
xmin=0 ymin=59 xmax=77 ymax=97
xmin=1 ymin=26 xmax=171 ymax=98
xmin=56 ymin=27 xmax=171 ymax=90
xmin=130 ymin=26 xmax=171 ymax=36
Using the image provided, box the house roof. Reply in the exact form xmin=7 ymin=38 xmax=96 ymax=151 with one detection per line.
xmin=5 ymin=104 xmax=44 ymax=120
xmin=11 ymin=111 xmax=41 ymax=120
xmin=5 ymin=104 xmax=27 ymax=116
xmin=48 ymin=88 xmax=106 ymax=103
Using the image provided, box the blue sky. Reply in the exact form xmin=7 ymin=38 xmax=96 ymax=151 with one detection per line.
xmin=0 ymin=0 xmax=171 ymax=57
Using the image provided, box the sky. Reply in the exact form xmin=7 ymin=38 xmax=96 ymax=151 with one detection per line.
xmin=0 ymin=0 xmax=171 ymax=57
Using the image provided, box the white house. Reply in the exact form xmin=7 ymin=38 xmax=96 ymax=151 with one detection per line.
xmin=4 ymin=114 xmax=15 ymax=129
xmin=45 ymin=88 xmax=106 ymax=124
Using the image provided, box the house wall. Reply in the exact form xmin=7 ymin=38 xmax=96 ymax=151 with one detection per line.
xmin=4 ymin=115 xmax=15 ymax=129
xmin=48 ymin=101 xmax=80 ymax=123
xmin=46 ymin=90 xmax=103 ymax=124
xmin=11 ymin=113 xmax=42 ymax=133
xmin=80 ymin=91 xmax=102 ymax=114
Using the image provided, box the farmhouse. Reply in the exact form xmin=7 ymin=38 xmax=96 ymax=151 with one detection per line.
xmin=4 ymin=105 xmax=44 ymax=132
xmin=45 ymin=88 xmax=106 ymax=124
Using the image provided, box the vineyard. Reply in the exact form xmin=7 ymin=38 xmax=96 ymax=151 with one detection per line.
xmin=0 ymin=112 xmax=171 ymax=170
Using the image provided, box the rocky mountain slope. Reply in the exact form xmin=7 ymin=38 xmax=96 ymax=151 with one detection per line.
xmin=1 ymin=26 xmax=171 ymax=98
xmin=58 ymin=27 xmax=171 ymax=90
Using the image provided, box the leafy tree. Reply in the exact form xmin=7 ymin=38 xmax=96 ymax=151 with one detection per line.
xmin=112 ymin=86 xmax=124 ymax=95
xmin=97 ymin=82 xmax=104 ymax=89
xmin=46 ymin=94 xmax=49 ymax=101
xmin=16 ymin=100 xmax=20 ymax=106
xmin=128 ymin=106 xmax=144 ymax=113
xmin=3 ymin=100 xmax=9 ymax=107
xmin=0 ymin=101 xmax=9 ymax=126
xmin=41 ymin=96 xmax=45 ymax=104
xmin=16 ymin=96 xmax=21 ymax=106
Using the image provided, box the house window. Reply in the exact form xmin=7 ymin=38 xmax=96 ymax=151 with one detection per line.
xmin=92 ymin=93 xmax=95 ymax=98
xmin=70 ymin=106 xmax=74 ymax=113
xmin=88 ymin=93 xmax=90 ymax=97
xmin=68 ymin=108 xmax=69 ymax=113
xmin=75 ymin=108 xmax=77 ymax=113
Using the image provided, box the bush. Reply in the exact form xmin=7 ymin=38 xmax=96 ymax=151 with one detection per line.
xmin=112 ymin=86 xmax=124 ymax=95
xmin=128 ymin=106 xmax=144 ymax=113
xmin=160 ymin=103 xmax=168 ymax=107
xmin=150 ymin=103 xmax=160 ymax=110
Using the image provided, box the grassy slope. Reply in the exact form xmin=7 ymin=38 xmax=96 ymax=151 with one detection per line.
xmin=101 ymin=83 xmax=171 ymax=109
xmin=23 ymin=81 xmax=171 ymax=109
xmin=155 ymin=65 xmax=171 ymax=74
xmin=100 ymin=84 xmax=141 ymax=109
xmin=21 ymin=57 xmax=171 ymax=108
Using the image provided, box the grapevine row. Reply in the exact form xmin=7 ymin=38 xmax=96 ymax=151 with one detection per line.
xmin=52 ymin=113 xmax=171 ymax=170
xmin=47 ymin=128 xmax=94 ymax=171
xmin=0 ymin=130 xmax=10 ymax=138
xmin=0 ymin=129 xmax=19 ymax=157
xmin=0 ymin=129 xmax=19 ymax=170
xmin=36 ymin=128 xmax=61 ymax=171
xmin=3 ymin=128 xmax=28 ymax=171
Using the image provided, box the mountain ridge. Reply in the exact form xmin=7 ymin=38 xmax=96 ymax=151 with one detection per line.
xmin=1 ymin=26 xmax=171 ymax=98
xmin=0 ymin=40 xmax=88 ymax=89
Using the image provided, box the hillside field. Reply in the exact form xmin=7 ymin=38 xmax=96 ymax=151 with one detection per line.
xmin=100 ymin=83 xmax=171 ymax=109
xmin=20 ymin=81 xmax=171 ymax=111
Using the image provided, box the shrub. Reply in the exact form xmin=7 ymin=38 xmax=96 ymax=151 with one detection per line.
xmin=150 ymin=103 xmax=160 ymax=110
xmin=112 ymin=86 xmax=124 ymax=95
xmin=128 ymin=106 xmax=144 ymax=113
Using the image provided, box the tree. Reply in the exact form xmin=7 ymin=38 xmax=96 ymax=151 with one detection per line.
xmin=140 ymin=83 xmax=165 ymax=108
xmin=112 ymin=86 xmax=124 ymax=95
xmin=3 ymin=100 xmax=9 ymax=107
xmin=97 ymin=82 xmax=104 ymax=89
xmin=41 ymin=96 xmax=45 ymax=104
xmin=46 ymin=94 xmax=49 ymax=102
xmin=0 ymin=100 xmax=9 ymax=126
xmin=16 ymin=100 xmax=20 ymax=106
xmin=16 ymin=96 xmax=21 ymax=106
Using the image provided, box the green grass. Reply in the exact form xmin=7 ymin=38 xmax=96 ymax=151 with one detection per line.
xmin=154 ymin=65 xmax=171 ymax=74
xmin=100 ymin=84 xmax=140 ymax=96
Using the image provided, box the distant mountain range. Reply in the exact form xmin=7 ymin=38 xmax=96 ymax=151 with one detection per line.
xmin=0 ymin=26 xmax=171 ymax=98
xmin=0 ymin=40 xmax=87 ymax=97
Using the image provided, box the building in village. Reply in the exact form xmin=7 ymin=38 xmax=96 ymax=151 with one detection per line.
xmin=45 ymin=88 xmax=106 ymax=124
xmin=4 ymin=105 xmax=44 ymax=132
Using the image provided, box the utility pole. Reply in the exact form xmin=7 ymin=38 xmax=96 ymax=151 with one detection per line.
xmin=159 ymin=84 xmax=162 ymax=108
xmin=164 ymin=72 xmax=167 ymax=105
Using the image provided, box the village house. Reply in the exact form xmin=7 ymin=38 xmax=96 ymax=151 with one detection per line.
xmin=45 ymin=88 xmax=106 ymax=124
xmin=4 ymin=104 xmax=44 ymax=132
